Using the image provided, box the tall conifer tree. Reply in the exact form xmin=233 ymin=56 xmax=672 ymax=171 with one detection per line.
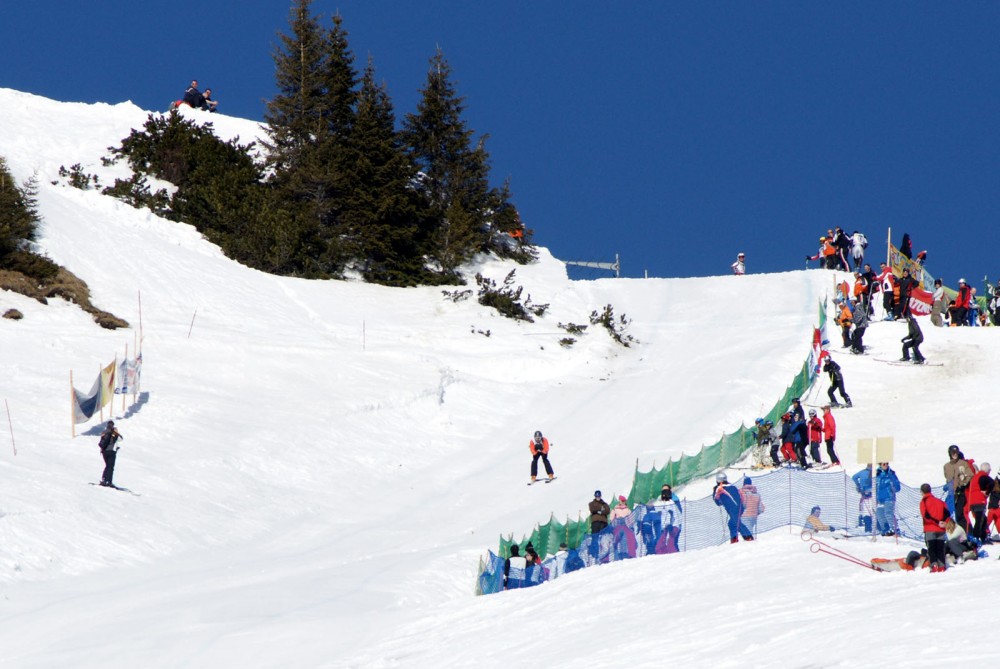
xmin=341 ymin=58 xmax=424 ymax=285
xmin=402 ymin=49 xmax=492 ymax=277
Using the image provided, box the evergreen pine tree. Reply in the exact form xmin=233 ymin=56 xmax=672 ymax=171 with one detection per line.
xmin=342 ymin=58 xmax=425 ymax=285
xmin=0 ymin=156 xmax=40 ymax=261
xmin=402 ymin=49 xmax=493 ymax=278
xmin=263 ymin=0 xmax=333 ymax=276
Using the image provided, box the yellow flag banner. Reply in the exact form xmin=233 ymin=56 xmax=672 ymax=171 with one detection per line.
xmin=888 ymin=243 xmax=933 ymax=289
xmin=100 ymin=359 xmax=116 ymax=408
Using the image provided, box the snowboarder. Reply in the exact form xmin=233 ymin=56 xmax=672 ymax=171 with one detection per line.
xmin=98 ymin=420 xmax=123 ymax=487
xmin=731 ymin=252 xmax=746 ymax=275
xmin=528 ymin=430 xmax=555 ymax=483
xmin=900 ymin=313 xmax=925 ymax=363
xmin=713 ymin=472 xmax=753 ymax=543
xmin=823 ymin=357 xmax=852 ymax=407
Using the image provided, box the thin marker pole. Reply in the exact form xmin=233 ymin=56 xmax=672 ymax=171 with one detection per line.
xmin=188 ymin=309 xmax=198 ymax=338
xmin=6 ymin=399 xmax=16 ymax=456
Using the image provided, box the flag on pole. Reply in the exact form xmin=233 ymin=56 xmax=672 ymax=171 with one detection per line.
xmin=100 ymin=359 xmax=116 ymax=409
xmin=72 ymin=374 xmax=102 ymax=424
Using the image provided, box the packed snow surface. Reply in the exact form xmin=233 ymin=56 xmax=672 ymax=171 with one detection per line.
xmin=1 ymin=88 xmax=998 ymax=667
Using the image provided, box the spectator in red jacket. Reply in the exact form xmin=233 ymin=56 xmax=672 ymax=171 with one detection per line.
xmin=949 ymin=279 xmax=972 ymax=326
xmin=986 ymin=473 xmax=1000 ymax=542
xmin=807 ymin=409 xmax=824 ymax=465
xmin=822 ymin=405 xmax=841 ymax=466
xmin=968 ymin=463 xmax=993 ymax=543
xmin=920 ymin=483 xmax=951 ymax=572
xmin=528 ymin=430 xmax=555 ymax=483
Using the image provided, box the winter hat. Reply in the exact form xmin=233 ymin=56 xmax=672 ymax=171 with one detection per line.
xmin=510 ymin=544 xmax=520 ymax=556
xmin=811 ymin=506 xmax=821 ymax=515
xmin=743 ymin=477 xmax=752 ymax=485
xmin=808 ymin=409 xmax=817 ymax=416
xmin=594 ymin=490 xmax=602 ymax=498
xmin=982 ymin=463 xmax=992 ymax=473
xmin=618 ymin=495 xmax=627 ymax=503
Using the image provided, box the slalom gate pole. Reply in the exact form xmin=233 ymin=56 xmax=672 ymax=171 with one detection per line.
xmin=801 ymin=530 xmax=881 ymax=571
xmin=5 ymin=399 xmax=14 ymax=456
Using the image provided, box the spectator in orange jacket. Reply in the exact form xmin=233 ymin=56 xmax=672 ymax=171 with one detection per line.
xmin=528 ymin=430 xmax=555 ymax=483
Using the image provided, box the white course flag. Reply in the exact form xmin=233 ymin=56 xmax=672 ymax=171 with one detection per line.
xmin=114 ymin=356 xmax=142 ymax=396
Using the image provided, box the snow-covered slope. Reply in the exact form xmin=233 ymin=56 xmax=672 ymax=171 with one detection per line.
xmin=1 ymin=89 xmax=998 ymax=667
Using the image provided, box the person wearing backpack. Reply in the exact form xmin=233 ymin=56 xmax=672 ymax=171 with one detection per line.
xmin=98 ymin=420 xmax=123 ymax=487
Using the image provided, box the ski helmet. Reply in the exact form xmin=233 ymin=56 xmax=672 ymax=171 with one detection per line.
xmin=716 ymin=472 xmax=728 ymax=483
xmin=948 ymin=445 xmax=960 ymax=456
xmin=808 ymin=409 xmax=817 ymax=417
xmin=533 ymin=430 xmax=542 ymax=439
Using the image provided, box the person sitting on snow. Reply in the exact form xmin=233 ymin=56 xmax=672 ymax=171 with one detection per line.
xmin=804 ymin=506 xmax=837 ymax=533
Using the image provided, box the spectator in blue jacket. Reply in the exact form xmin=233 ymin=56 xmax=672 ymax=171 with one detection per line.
xmin=852 ymin=464 xmax=874 ymax=533
xmin=714 ymin=472 xmax=753 ymax=543
xmin=875 ymin=462 xmax=902 ymax=536
xmin=789 ymin=415 xmax=810 ymax=469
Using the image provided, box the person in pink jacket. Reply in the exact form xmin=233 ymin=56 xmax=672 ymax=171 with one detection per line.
xmin=739 ymin=478 xmax=765 ymax=538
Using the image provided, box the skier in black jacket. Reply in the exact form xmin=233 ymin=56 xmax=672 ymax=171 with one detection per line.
xmin=98 ymin=420 xmax=123 ymax=486
xmin=823 ymin=357 xmax=852 ymax=407
xmin=901 ymin=313 xmax=925 ymax=363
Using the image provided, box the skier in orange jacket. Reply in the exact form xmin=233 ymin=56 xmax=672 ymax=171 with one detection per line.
xmin=529 ymin=430 xmax=555 ymax=483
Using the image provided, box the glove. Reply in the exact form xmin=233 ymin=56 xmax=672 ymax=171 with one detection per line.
xmin=829 ymin=526 xmax=836 ymax=531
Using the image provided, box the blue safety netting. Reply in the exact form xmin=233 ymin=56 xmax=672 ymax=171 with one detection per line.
xmin=478 ymin=468 xmax=944 ymax=595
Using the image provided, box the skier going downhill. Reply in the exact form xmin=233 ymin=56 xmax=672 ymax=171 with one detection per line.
xmin=528 ymin=430 xmax=555 ymax=483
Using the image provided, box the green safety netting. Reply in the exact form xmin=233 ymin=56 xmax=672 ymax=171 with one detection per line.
xmin=490 ymin=297 xmax=829 ymax=571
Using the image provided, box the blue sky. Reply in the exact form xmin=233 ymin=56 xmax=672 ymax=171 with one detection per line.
xmin=2 ymin=2 xmax=998 ymax=286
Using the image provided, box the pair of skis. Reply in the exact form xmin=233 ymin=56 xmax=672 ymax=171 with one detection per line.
xmin=527 ymin=477 xmax=558 ymax=486
xmin=89 ymin=482 xmax=140 ymax=496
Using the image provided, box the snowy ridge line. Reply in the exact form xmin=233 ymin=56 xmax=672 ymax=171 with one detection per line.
xmin=486 ymin=294 xmax=832 ymax=584
xmin=478 ymin=467 xmax=941 ymax=595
